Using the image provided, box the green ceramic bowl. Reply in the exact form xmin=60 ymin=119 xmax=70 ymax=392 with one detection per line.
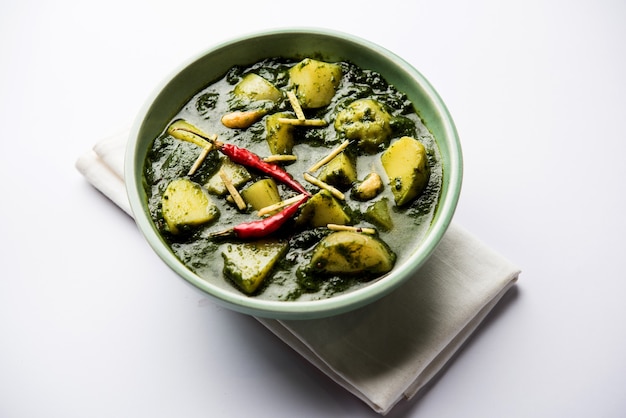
xmin=125 ymin=28 xmax=462 ymax=319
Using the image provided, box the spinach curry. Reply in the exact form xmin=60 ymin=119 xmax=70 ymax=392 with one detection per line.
xmin=144 ymin=57 xmax=442 ymax=301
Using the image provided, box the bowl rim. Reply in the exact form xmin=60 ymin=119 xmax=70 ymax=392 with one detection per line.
xmin=125 ymin=27 xmax=463 ymax=319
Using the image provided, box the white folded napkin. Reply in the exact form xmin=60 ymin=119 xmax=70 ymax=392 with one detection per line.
xmin=76 ymin=132 xmax=520 ymax=415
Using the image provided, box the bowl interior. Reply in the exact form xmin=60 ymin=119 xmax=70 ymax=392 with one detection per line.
xmin=126 ymin=28 xmax=462 ymax=319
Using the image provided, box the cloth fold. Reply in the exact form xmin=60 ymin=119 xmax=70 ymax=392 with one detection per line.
xmin=76 ymin=132 xmax=520 ymax=415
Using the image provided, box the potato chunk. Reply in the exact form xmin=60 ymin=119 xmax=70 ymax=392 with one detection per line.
xmin=288 ymin=58 xmax=342 ymax=109
xmin=161 ymin=178 xmax=219 ymax=234
xmin=381 ymin=136 xmax=430 ymax=206
xmin=241 ymin=179 xmax=281 ymax=211
xmin=318 ymin=152 xmax=357 ymax=190
xmin=309 ymin=231 xmax=395 ymax=275
xmin=297 ymin=190 xmax=350 ymax=228
xmin=233 ymin=73 xmax=282 ymax=104
xmin=334 ymin=99 xmax=392 ymax=153
xmin=222 ymin=240 xmax=288 ymax=294
xmin=364 ymin=198 xmax=394 ymax=231
xmin=167 ymin=119 xmax=211 ymax=148
xmin=265 ymin=112 xmax=295 ymax=155
xmin=205 ymin=158 xmax=251 ymax=195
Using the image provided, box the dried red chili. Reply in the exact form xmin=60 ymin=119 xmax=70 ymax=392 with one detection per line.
xmin=212 ymin=194 xmax=309 ymax=239
xmin=174 ymin=125 xmax=309 ymax=197
xmin=218 ymin=142 xmax=310 ymax=197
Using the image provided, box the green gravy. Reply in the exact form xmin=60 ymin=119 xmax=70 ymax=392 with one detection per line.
xmin=144 ymin=57 xmax=442 ymax=301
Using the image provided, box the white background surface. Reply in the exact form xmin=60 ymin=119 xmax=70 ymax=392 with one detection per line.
xmin=1 ymin=0 xmax=625 ymax=417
